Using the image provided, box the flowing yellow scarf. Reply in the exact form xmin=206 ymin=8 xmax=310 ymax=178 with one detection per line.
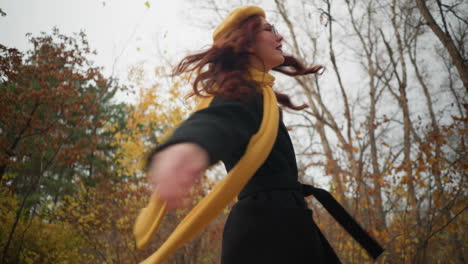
xmin=134 ymin=68 xmax=278 ymax=264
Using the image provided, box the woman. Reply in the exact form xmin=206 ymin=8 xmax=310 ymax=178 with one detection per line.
xmin=143 ymin=6 xmax=382 ymax=264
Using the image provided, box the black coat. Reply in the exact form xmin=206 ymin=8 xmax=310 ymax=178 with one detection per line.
xmin=152 ymin=94 xmax=302 ymax=197
xmin=152 ymin=95 xmax=382 ymax=263
xmin=151 ymin=95 xmax=340 ymax=263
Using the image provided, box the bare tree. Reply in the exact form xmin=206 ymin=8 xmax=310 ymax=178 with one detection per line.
xmin=180 ymin=0 xmax=467 ymax=262
xmin=415 ymin=0 xmax=468 ymax=93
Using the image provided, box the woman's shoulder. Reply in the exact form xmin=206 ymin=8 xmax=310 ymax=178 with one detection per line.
xmin=210 ymin=92 xmax=263 ymax=112
xmin=196 ymin=93 xmax=263 ymax=126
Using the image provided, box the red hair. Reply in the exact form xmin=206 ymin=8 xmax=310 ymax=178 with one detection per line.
xmin=173 ymin=15 xmax=323 ymax=111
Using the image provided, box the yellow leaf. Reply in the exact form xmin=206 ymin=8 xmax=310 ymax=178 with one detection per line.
xmin=144 ymin=1 xmax=150 ymax=8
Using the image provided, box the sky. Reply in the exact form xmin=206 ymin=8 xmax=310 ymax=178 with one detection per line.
xmin=0 ymin=0 xmax=212 ymax=88
xmin=2 ymin=0 xmax=458 ymax=187
xmin=1 ymin=0 xmax=334 ymax=184
xmin=1 ymin=0 xmax=452 ymax=117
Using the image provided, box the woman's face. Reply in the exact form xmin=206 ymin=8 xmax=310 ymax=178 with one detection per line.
xmin=248 ymin=17 xmax=284 ymax=72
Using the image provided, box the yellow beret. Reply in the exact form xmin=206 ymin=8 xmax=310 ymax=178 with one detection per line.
xmin=212 ymin=6 xmax=265 ymax=42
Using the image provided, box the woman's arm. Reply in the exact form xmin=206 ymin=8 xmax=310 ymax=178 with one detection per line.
xmin=147 ymin=96 xmax=261 ymax=209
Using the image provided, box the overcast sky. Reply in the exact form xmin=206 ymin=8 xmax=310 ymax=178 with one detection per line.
xmin=1 ymin=0 xmax=213 ymax=82
xmin=3 ymin=0 xmax=456 ymax=187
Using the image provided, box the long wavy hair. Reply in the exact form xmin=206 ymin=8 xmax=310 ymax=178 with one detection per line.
xmin=173 ymin=15 xmax=323 ymax=111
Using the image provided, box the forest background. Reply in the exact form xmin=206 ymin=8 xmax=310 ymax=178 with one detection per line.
xmin=0 ymin=0 xmax=466 ymax=263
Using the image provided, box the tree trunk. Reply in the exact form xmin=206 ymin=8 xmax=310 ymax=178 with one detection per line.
xmin=415 ymin=0 xmax=468 ymax=93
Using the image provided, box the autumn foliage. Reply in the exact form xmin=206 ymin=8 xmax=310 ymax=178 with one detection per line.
xmin=0 ymin=29 xmax=224 ymax=264
xmin=1 ymin=1 xmax=467 ymax=262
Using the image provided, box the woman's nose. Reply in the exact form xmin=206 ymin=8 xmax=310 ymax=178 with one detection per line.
xmin=276 ymin=34 xmax=283 ymax=42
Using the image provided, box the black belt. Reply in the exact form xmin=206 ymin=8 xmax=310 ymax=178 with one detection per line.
xmin=301 ymin=184 xmax=384 ymax=260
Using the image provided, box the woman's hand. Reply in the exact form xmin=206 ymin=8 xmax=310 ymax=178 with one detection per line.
xmin=147 ymin=143 xmax=209 ymax=210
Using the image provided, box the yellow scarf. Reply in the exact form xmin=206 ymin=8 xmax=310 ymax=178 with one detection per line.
xmin=134 ymin=68 xmax=278 ymax=264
